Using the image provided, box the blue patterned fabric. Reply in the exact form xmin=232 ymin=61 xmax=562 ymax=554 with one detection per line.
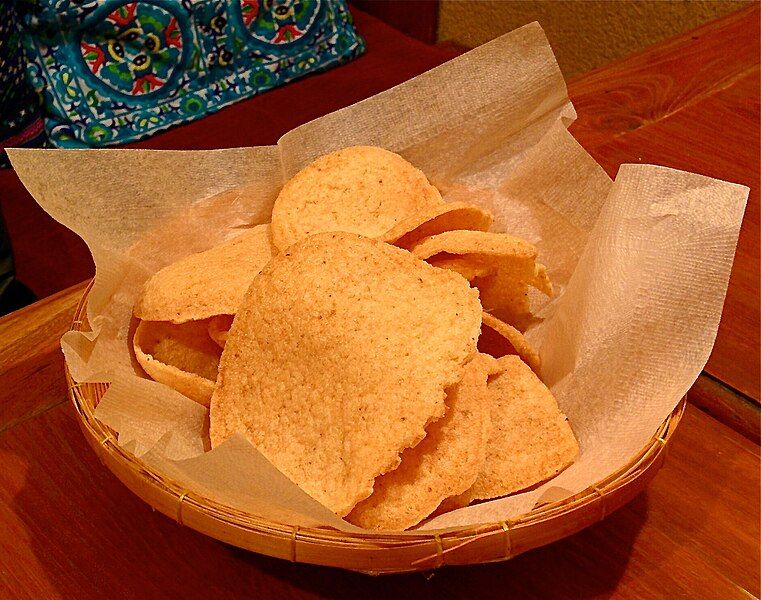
xmin=20 ymin=0 xmax=365 ymax=147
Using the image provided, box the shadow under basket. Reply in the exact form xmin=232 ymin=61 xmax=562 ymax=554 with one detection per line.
xmin=67 ymin=280 xmax=684 ymax=574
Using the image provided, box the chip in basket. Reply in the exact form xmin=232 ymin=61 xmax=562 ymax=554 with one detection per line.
xmin=479 ymin=312 xmax=541 ymax=374
xmin=411 ymin=230 xmax=552 ymax=331
xmin=134 ymin=223 xmax=274 ymax=324
xmin=133 ymin=319 xmax=221 ymax=406
xmin=453 ymin=355 xmax=578 ymax=505
xmin=476 ymin=262 xmax=553 ymax=331
xmin=379 ymin=201 xmax=493 ymax=249
xmin=410 ymin=229 xmax=537 ymax=262
xmin=270 ymin=146 xmax=443 ymax=251
xmin=347 ymin=354 xmax=497 ymax=530
xmin=427 ymin=255 xmax=497 ymax=282
xmin=209 ymin=232 xmax=482 ymax=516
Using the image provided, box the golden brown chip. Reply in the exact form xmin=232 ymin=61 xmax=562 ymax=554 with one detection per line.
xmin=346 ymin=354 xmax=496 ymax=530
xmin=410 ymin=230 xmax=537 ymax=262
xmin=410 ymin=230 xmax=552 ymax=332
xmin=208 ymin=315 xmax=234 ymax=349
xmin=134 ymin=224 xmax=274 ymax=324
xmin=210 ymin=232 xmax=482 ymax=516
xmin=133 ymin=319 xmax=222 ymax=406
xmin=379 ymin=201 xmax=493 ymax=250
xmin=427 ymin=255 xmax=498 ymax=282
xmin=270 ymin=146 xmax=443 ymax=251
xmin=476 ymin=263 xmax=552 ymax=331
xmin=454 ymin=355 xmax=578 ymax=505
xmin=479 ymin=312 xmax=541 ymax=374
xmin=480 ymin=281 xmax=533 ymax=331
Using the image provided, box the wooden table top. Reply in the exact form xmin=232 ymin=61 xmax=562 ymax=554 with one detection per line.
xmin=1 ymin=6 xmax=759 ymax=598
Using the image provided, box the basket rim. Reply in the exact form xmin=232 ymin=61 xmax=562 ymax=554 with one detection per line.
xmin=66 ymin=279 xmax=684 ymax=565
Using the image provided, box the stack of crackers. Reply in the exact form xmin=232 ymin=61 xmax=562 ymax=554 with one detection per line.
xmin=131 ymin=147 xmax=578 ymax=530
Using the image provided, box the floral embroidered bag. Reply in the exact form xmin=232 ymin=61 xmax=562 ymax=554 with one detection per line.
xmin=20 ymin=0 xmax=365 ymax=147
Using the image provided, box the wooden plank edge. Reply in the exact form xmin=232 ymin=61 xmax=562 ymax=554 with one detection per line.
xmin=688 ymin=373 xmax=760 ymax=444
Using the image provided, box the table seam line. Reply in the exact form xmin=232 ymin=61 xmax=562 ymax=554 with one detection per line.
xmin=0 ymin=396 xmax=69 ymax=438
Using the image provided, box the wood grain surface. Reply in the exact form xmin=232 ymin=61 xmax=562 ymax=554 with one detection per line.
xmin=0 ymin=400 xmax=757 ymax=599
xmin=0 ymin=283 xmax=84 ymax=435
xmin=569 ymin=4 xmax=760 ymax=402
xmin=0 ymin=6 xmax=759 ymax=599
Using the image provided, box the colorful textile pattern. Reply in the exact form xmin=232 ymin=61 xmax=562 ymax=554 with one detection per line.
xmin=20 ymin=0 xmax=364 ymax=147
xmin=0 ymin=1 xmax=47 ymax=168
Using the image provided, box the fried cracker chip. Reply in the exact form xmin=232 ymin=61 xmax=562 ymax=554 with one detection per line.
xmin=455 ymin=355 xmax=578 ymax=504
xmin=480 ymin=278 xmax=533 ymax=330
xmin=479 ymin=312 xmax=541 ymax=374
xmin=208 ymin=315 xmax=234 ymax=349
xmin=477 ymin=263 xmax=553 ymax=331
xmin=134 ymin=224 xmax=274 ymax=324
xmin=133 ymin=319 xmax=222 ymax=406
xmin=427 ymin=255 xmax=498 ymax=282
xmin=379 ymin=201 xmax=493 ymax=250
xmin=410 ymin=230 xmax=537 ymax=262
xmin=210 ymin=232 xmax=481 ymax=516
xmin=411 ymin=231 xmax=552 ymax=332
xmin=270 ymin=146 xmax=443 ymax=251
xmin=347 ymin=354 xmax=496 ymax=530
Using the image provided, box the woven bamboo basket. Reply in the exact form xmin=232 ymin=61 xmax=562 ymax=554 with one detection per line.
xmin=67 ymin=280 xmax=684 ymax=574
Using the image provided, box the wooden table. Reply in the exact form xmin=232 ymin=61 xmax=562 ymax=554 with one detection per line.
xmin=1 ymin=7 xmax=758 ymax=598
